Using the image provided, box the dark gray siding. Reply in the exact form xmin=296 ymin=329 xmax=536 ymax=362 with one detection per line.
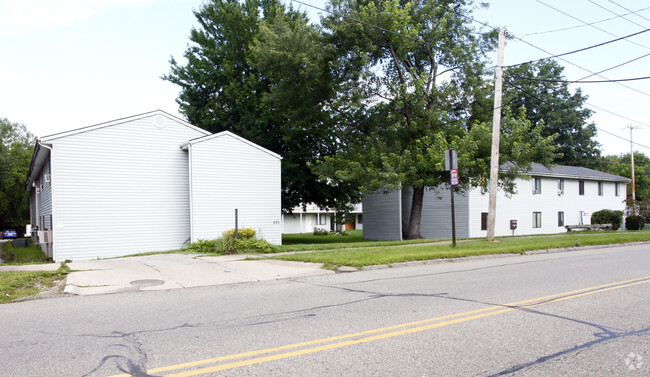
xmin=362 ymin=190 xmax=402 ymax=240
xmin=418 ymin=187 xmax=469 ymax=239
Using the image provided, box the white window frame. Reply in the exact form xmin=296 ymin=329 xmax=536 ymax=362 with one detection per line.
xmin=598 ymin=181 xmax=603 ymax=196
xmin=532 ymin=177 xmax=542 ymax=195
xmin=533 ymin=212 xmax=542 ymax=228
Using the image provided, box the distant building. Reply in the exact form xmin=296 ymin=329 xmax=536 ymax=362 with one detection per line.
xmin=283 ymin=203 xmax=362 ymax=233
xmin=363 ymin=164 xmax=630 ymax=240
xmin=26 ymin=111 xmax=281 ymax=261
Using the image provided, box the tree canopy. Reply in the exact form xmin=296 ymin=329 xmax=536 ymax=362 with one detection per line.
xmin=0 ymin=118 xmax=35 ymax=230
xmin=503 ymin=59 xmax=601 ymax=168
xmin=605 ymin=152 xmax=650 ymax=215
xmin=164 ymin=0 xmax=358 ymax=212
xmin=313 ymin=0 xmax=557 ymax=238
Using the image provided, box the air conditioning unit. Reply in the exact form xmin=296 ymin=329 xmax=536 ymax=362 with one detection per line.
xmin=44 ymin=174 xmax=51 ymax=183
xmin=558 ymin=189 xmax=564 ymax=196
xmin=37 ymin=230 xmax=52 ymax=244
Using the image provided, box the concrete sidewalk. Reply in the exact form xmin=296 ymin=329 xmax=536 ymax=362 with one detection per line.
xmin=64 ymin=254 xmax=333 ymax=295
xmin=0 ymin=254 xmax=334 ymax=296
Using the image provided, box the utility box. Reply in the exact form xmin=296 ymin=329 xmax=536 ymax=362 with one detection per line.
xmin=510 ymin=220 xmax=517 ymax=230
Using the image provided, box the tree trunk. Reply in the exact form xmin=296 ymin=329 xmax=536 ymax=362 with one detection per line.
xmin=406 ymin=186 xmax=424 ymax=239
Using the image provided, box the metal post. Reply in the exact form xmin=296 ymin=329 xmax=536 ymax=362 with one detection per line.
xmin=234 ymin=209 xmax=239 ymax=239
xmin=449 ymin=150 xmax=457 ymax=248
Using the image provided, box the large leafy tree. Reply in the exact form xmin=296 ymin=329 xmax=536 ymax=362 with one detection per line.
xmin=0 ymin=118 xmax=35 ymax=230
xmin=314 ymin=0 xmax=557 ymax=238
xmin=164 ymin=0 xmax=357 ymax=212
xmin=604 ymin=152 xmax=650 ymax=215
xmin=503 ymin=59 xmax=601 ymax=168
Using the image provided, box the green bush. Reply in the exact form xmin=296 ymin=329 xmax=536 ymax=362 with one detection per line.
xmin=313 ymin=227 xmax=329 ymax=236
xmin=625 ymin=215 xmax=646 ymax=231
xmin=187 ymin=234 xmax=277 ymax=254
xmin=234 ymin=238 xmax=278 ymax=253
xmin=591 ymin=209 xmax=623 ymax=230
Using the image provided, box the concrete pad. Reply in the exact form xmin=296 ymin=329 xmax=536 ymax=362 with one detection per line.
xmin=0 ymin=264 xmax=62 ymax=272
xmin=63 ymin=253 xmax=334 ymax=296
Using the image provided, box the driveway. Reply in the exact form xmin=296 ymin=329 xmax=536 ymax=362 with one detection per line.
xmin=63 ymin=253 xmax=334 ymax=295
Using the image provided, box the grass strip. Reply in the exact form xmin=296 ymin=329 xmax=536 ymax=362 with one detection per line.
xmin=279 ymin=230 xmax=444 ymax=252
xmin=272 ymin=231 xmax=650 ymax=268
xmin=1 ymin=241 xmax=50 ymax=265
xmin=0 ymin=265 xmax=70 ymax=304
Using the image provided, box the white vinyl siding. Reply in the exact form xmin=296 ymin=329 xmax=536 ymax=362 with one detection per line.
xmin=189 ymin=133 xmax=282 ymax=245
xmin=48 ymin=114 xmax=207 ymax=261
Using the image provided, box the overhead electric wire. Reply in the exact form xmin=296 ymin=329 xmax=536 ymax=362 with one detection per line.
xmin=501 ymin=27 xmax=650 ymax=68
xmin=587 ymin=0 xmax=647 ymax=30
xmin=503 ymin=77 xmax=650 ymax=151
xmin=522 ymin=6 xmax=650 ymax=37
xmin=576 ymin=52 xmax=650 ymax=81
xmin=608 ymin=0 xmax=650 ymax=23
xmin=536 ymin=0 xmax=650 ymax=51
xmin=506 ymin=74 xmax=650 ymax=84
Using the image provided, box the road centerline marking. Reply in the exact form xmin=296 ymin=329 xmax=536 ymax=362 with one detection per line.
xmin=109 ymin=275 xmax=650 ymax=377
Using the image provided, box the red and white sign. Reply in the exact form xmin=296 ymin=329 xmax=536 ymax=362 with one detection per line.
xmin=450 ymin=168 xmax=459 ymax=186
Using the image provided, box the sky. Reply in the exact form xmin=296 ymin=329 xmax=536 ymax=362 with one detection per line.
xmin=1 ymin=0 xmax=649 ymax=157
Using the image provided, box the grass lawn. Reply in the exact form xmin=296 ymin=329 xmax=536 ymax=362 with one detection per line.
xmin=273 ymin=230 xmax=650 ymax=269
xmin=0 ymin=266 xmax=70 ymax=304
xmin=1 ymin=241 xmax=50 ymax=264
xmin=280 ymin=230 xmax=445 ymax=252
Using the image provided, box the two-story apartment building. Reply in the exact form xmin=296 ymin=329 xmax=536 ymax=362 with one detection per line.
xmin=363 ymin=164 xmax=630 ymax=240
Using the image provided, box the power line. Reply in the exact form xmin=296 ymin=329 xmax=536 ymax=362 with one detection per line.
xmin=587 ymin=0 xmax=647 ymax=30
xmin=536 ymin=0 xmax=650 ymax=51
xmin=506 ymin=74 xmax=650 ymax=84
xmin=608 ymin=0 xmax=650 ymax=23
xmin=522 ymin=6 xmax=650 ymax=37
xmin=576 ymin=52 xmax=650 ymax=81
xmin=503 ymin=77 xmax=650 ymax=151
xmin=502 ymin=27 xmax=650 ymax=68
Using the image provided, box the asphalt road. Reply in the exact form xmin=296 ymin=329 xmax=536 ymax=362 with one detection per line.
xmin=1 ymin=243 xmax=648 ymax=376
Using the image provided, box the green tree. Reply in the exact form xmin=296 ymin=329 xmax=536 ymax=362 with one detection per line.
xmin=314 ymin=0 xmax=557 ymax=238
xmin=164 ymin=0 xmax=358 ymax=212
xmin=604 ymin=152 xmax=650 ymax=216
xmin=0 ymin=118 xmax=35 ymax=231
xmin=503 ymin=59 xmax=602 ymax=168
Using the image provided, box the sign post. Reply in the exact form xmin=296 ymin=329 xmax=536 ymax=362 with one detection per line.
xmin=445 ymin=150 xmax=458 ymax=247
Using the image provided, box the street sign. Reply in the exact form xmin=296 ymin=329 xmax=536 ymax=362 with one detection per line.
xmin=450 ymin=168 xmax=459 ymax=186
xmin=444 ymin=149 xmax=457 ymax=170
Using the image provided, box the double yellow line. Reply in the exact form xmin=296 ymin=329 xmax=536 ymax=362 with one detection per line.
xmin=111 ymin=275 xmax=650 ymax=377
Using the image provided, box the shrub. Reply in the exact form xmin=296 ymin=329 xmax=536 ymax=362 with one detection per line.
xmin=224 ymin=228 xmax=256 ymax=239
xmin=187 ymin=234 xmax=277 ymax=254
xmin=234 ymin=238 xmax=278 ymax=253
xmin=591 ymin=209 xmax=624 ymax=230
xmin=313 ymin=227 xmax=329 ymax=236
xmin=625 ymin=215 xmax=646 ymax=231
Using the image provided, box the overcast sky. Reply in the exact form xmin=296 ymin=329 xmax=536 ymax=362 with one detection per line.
xmin=1 ymin=0 xmax=648 ymax=157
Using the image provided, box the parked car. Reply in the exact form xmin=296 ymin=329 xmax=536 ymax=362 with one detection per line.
xmin=2 ymin=229 xmax=18 ymax=239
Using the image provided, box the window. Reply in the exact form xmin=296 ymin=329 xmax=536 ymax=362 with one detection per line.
xmin=615 ymin=183 xmax=620 ymax=196
xmin=357 ymin=214 xmax=363 ymax=224
xmin=557 ymin=179 xmax=564 ymax=196
xmin=558 ymin=211 xmax=564 ymax=227
xmin=598 ymin=182 xmax=603 ymax=196
xmin=533 ymin=212 xmax=542 ymax=228
xmin=579 ymin=180 xmax=585 ymax=195
xmin=481 ymin=212 xmax=488 ymax=231
xmin=319 ymin=215 xmax=327 ymax=225
xmin=533 ymin=177 xmax=542 ymax=195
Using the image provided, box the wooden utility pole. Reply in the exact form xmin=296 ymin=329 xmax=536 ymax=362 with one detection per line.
xmin=487 ymin=28 xmax=506 ymax=242
xmin=630 ymin=125 xmax=637 ymax=215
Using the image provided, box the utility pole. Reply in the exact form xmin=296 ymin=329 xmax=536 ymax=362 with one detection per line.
xmin=487 ymin=28 xmax=505 ymax=242
xmin=630 ymin=125 xmax=637 ymax=215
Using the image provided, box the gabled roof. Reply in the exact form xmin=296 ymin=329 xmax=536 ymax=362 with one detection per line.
xmin=506 ymin=163 xmax=630 ymax=183
xmin=39 ymin=110 xmax=210 ymax=142
xmin=184 ymin=131 xmax=282 ymax=160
